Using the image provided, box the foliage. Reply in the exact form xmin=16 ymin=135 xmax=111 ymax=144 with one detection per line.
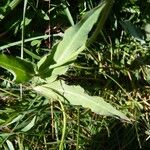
xmin=0 ymin=54 xmax=35 ymax=83
xmin=0 ymin=0 xmax=150 ymax=149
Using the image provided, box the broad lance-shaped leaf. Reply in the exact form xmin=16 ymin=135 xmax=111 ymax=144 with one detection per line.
xmin=33 ymin=81 xmax=130 ymax=122
xmin=0 ymin=54 xmax=35 ymax=83
xmin=37 ymin=1 xmax=106 ymax=80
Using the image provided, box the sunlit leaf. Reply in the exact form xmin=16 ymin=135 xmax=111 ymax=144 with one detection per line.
xmin=37 ymin=2 xmax=106 ymax=81
xmin=6 ymin=140 xmax=15 ymax=150
xmin=34 ymin=81 xmax=130 ymax=122
xmin=0 ymin=54 xmax=35 ymax=83
xmin=21 ymin=116 xmax=36 ymax=132
xmin=6 ymin=115 xmax=23 ymax=126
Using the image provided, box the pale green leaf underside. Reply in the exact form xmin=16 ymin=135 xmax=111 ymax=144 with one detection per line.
xmin=6 ymin=140 xmax=15 ymax=150
xmin=37 ymin=2 xmax=106 ymax=80
xmin=0 ymin=54 xmax=35 ymax=83
xmin=33 ymin=81 xmax=130 ymax=122
xmin=21 ymin=116 xmax=36 ymax=132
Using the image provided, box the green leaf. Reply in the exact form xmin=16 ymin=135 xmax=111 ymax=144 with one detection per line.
xmin=0 ymin=54 xmax=35 ymax=83
xmin=21 ymin=116 xmax=36 ymax=132
xmin=38 ymin=10 xmax=49 ymax=21
xmin=33 ymin=81 xmax=130 ymax=122
xmin=6 ymin=140 xmax=15 ymax=150
xmin=21 ymin=17 xmax=32 ymax=27
xmin=37 ymin=2 xmax=106 ymax=81
xmin=62 ymin=4 xmax=74 ymax=26
xmin=0 ymin=0 xmax=22 ymax=20
xmin=6 ymin=115 xmax=23 ymax=126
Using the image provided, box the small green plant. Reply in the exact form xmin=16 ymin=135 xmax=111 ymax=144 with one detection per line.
xmin=0 ymin=0 xmax=129 ymax=122
xmin=1 ymin=0 xmax=150 ymax=149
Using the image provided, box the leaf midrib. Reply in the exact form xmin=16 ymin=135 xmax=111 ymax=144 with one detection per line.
xmin=56 ymin=5 xmax=105 ymax=63
xmin=42 ymin=85 xmax=121 ymax=116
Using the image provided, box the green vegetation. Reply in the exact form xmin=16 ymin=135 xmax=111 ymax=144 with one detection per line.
xmin=0 ymin=0 xmax=150 ymax=149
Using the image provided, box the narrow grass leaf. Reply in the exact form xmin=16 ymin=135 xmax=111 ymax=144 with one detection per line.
xmin=6 ymin=115 xmax=23 ymax=126
xmin=0 ymin=35 xmax=50 ymax=51
xmin=21 ymin=116 xmax=36 ymax=132
xmin=6 ymin=140 xmax=15 ymax=150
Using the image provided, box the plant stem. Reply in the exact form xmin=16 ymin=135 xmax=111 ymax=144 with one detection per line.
xmin=58 ymin=100 xmax=66 ymax=150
